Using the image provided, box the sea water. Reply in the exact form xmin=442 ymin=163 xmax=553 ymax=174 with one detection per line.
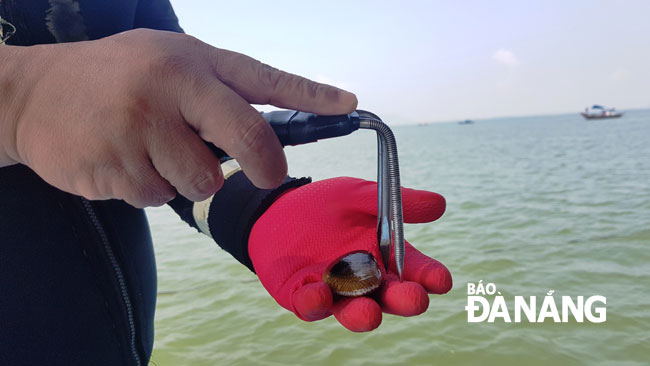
xmin=147 ymin=110 xmax=650 ymax=366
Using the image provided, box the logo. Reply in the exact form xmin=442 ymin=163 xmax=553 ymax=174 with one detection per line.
xmin=465 ymin=281 xmax=606 ymax=323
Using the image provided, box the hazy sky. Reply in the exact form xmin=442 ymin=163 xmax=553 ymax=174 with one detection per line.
xmin=170 ymin=0 xmax=650 ymax=124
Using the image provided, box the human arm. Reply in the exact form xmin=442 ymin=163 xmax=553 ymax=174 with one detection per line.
xmin=0 ymin=28 xmax=357 ymax=206
xmin=0 ymin=45 xmax=29 ymax=167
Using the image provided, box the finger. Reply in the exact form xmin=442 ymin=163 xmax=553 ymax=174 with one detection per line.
xmin=291 ymin=282 xmax=333 ymax=321
xmin=178 ymin=79 xmax=287 ymax=189
xmin=74 ymin=153 xmax=175 ymax=207
xmin=377 ymin=272 xmax=429 ymax=316
xmin=332 ymin=297 xmax=382 ymax=332
xmin=146 ymin=122 xmax=224 ymax=202
xmin=209 ymin=48 xmax=358 ymax=115
xmin=401 ymin=188 xmax=446 ymax=224
xmin=113 ymin=160 xmax=176 ymax=208
xmin=402 ymin=242 xmax=453 ymax=294
xmin=329 ymin=177 xmax=446 ymax=223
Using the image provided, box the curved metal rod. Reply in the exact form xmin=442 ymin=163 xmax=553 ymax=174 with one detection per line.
xmin=356 ymin=110 xmax=404 ymax=281
xmin=376 ymin=132 xmax=391 ymax=271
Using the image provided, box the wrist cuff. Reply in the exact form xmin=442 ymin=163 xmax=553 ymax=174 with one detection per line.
xmin=193 ymin=160 xmax=311 ymax=272
xmin=192 ymin=159 xmax=242 ymax=237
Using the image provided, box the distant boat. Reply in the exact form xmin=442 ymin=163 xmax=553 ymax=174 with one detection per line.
xmin=458 ymin=119 xmax=474 ymax=125
xmin=580 ymin=105 xmax=623 ymax=120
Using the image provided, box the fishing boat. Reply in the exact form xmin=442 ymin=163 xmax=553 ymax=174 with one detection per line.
xmin=458 ymin=119 xmax=474 ymax=125
xmin=580 ymin=105 xmax=623 ymax=120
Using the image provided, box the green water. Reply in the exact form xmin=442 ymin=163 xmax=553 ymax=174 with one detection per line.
xmin=147 ymin=110 xmax=650 ymax=366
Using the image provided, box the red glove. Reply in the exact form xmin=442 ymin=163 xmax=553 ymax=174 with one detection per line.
xmin=249 ymin=177 xmax=452 ymax=332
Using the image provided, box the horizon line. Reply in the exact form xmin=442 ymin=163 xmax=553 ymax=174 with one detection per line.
xmin=402 ymin=106 xmax=650 ymax=126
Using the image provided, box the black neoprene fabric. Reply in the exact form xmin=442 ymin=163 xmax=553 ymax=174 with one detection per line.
xmin=0 ymin=1 xmax=276 ymax=365
xmin=207 ymin=172 xmax=311 ymax=272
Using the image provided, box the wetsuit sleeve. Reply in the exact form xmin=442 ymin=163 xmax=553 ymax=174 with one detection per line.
xmin=134 ymin=0 xmax=184 ymax=33
xmin=167 ymin=158 xmax=311 ymax=272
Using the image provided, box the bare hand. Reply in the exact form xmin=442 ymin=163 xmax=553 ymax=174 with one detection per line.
xmin=2 ymin=29 xmax=357 ymax=207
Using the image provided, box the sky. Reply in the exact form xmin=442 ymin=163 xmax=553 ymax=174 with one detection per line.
xmin=170 ymin=0 xmax=650 ymax=124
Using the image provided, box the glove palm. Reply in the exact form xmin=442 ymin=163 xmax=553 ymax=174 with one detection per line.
xmin=249 ymin=177 xmax=452 ymax=332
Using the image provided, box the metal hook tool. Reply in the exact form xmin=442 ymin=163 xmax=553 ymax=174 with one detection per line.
xmin=356 ymin=110 xmax=404 ymax=280
xmin=261 ymin=109 xmax=405 ymax=280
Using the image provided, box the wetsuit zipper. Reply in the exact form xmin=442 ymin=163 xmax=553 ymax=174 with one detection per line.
xmin=80 ymin=198 xmax=142 ymax=366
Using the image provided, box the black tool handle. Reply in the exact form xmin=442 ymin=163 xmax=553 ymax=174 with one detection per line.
xmin=261 ymin=110 xmax=360 ymax=147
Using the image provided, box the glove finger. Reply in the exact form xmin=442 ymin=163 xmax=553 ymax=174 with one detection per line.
xmin=291 ymin=282 xmax=333 ymax=321
xmin=377 ymin=272 xmax=430 ymax=316
xmin=402 ymin=242 xmax=453 ymax=294
xmin=332 ymin=296 xmax=382 ymax=332
xmin=401 ymin=188 xmax=446 ymax=224
xmin=336 ymin=177 xmax=445 ymax=224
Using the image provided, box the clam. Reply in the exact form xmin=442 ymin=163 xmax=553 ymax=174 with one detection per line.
xmin=323 ymin=252 xmax=382 ymax=297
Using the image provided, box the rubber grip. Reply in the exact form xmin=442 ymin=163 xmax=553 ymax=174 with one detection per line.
xmin=261 ymin=110 xmax=360 ymax=147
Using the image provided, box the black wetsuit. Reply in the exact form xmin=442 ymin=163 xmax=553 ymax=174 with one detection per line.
xmin=0 ymin=2 xmax=307 ymax=365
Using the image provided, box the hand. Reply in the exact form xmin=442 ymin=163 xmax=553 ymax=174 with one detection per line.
xmin=249 ymin=177 xmax=452 ymax=332
xmin=0 ymin=29 xmax=357 ymax=207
